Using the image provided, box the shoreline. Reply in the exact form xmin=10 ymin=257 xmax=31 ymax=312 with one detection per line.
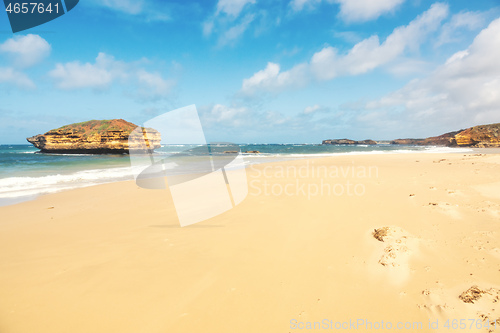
xmin=0 ymin=146 xmax=486 ymax=207
xmin=1 ymin=152 xmax=500 ymax=332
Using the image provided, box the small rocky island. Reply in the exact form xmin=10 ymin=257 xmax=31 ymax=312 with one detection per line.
xmin=27 ymin=119 xmax=161 ymax=154
xmin=322 ymin=139 xmax=377 ymax=145
xmin=322 ymin=123 xmax=500 ymax=148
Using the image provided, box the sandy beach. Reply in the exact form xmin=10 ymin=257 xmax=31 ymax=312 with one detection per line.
xmin=1 ymin=152 xmax=500 ymax=333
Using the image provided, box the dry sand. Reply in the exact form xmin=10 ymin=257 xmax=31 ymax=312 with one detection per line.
xmin=0 ymin=153 xmax=499 ymax=332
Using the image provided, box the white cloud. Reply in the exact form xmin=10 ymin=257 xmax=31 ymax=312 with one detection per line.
xmin=216 ymin=0 xmax=256 ymax=17
xmin=202 ymin=104 xmax=253 ymax=127
xmin=204 ymin=0 xmax=258 ymax=46
xmin=289 ymin=0 xmax=322 ymax=12
xmin=334 ymin=0 xmax=406 ymax=23
xmin=304 ymin=104 xmax=321 ymax=114
xmin=100 ymin=0 xmax=143 ymax=14
xmin=0 ymin=34 xmax=51 ymax=67
xmin=385 ymin=58 xmax=432 ymax=76
xmin=0 ymin=67 xmax=35 ymax=89
xmin=201 ymin=103 xmax=300 ymax=133
xmin=203 ymin=20 xmax=215 ymax=36
xmin=241 ymin=62 xmax=309 ymax=96
xmin=241 ymin=3 xmax=448 ymax=96
xmin=136 ymin=70 xmax=175 ymax=100
xmin=218 ymin=14 xmax=255 ymax=46
xmin=289 ymin=0 xmax=405 ymax=22
xmin=366 ymin=17 xmax=500 ymax=130
xmin=49 ymin=53 xmax=174 ymax=100
xmin=49 ymin=53 xmax=125 ymax=90
xmin=311 ymin=3 xmax=448 ymax=80
xmin=88 ymin=0 xmax=170 ymax=21
xmin=435 ymin=11 xmax=487 ymax=47
xmin=333 ymin=30 xmax=363 ymax=44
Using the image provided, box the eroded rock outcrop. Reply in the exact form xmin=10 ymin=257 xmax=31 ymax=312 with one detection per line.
xmin=391 ymin=123 xmax=500 ymax=147
xmin=391 ymin=130 xmax=461 ymax=146
xmin=454 ymin=124 xmax=500 ymax=147
xmin=27 ymin=119 xmax=161 ymax=154
xmin=322 ymin=139 xmax=377 ymax=145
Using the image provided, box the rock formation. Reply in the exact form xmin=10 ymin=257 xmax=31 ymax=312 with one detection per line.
xmin=454 ymin=124 xmax=500 ymax=147
xmin=391 ymin=123 xmax=500 ymax=147
xmin=322 ymin=139 xmax=377 ymax=145
xmin=391 ymin=130 xmax=461 ymax=146
xmin=27 ymin=119 xmax=161 ymax=154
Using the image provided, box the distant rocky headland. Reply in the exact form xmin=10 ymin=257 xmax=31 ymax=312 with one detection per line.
xmin=27 ymin=119 xmax=161 ymax=154
xmin=322 ymin=139 xmax=377 ymax=145
xmin=323 ymin=123 xmax=500 ymax=148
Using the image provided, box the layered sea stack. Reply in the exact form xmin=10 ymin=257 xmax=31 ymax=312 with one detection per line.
xmin=27 ymin=119 xmax=161 ymax=154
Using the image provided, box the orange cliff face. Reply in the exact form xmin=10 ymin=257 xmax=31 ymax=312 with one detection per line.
xmin=389 ymin=123 xmax=500 ymax=148
xmin=454 ymin=124 xmax=500 ymax=147
xmin=26 ymin=119 xmax=161 ymax=154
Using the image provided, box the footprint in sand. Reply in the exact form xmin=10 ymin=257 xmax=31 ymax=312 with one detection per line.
xmin=460 ymin=286 xmax=500 ymax=331
xmin=472 ymin=201 xmax=500 ymax=218
xmin=418 ymin=288 xmax=453 ymax=319
xmin=419 ymin=285 xmax=500 ymax=332
xmin=445 ymin=189 xmax=463 ymax=196
xmin=372 ymin=227 xmax=416 ymax=268
xmin=425 ymin=202 xmax=462 ymax=219
xmin=463 ymin=231 xmax=498 ymax=254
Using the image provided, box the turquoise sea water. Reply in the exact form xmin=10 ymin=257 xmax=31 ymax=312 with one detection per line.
xmin=0 ymin=143 xmax=473 ymax=205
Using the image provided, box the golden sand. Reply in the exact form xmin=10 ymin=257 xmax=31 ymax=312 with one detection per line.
xmin=0 ymin=153 xmax=499 ymax=332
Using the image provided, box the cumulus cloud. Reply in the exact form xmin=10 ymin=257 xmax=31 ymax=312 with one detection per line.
xmin=241 ymin=62 xmax=310 ymax=96
xmin=136 ymin=69 xmax=175 ymax=101
xmin=49 ymin=52 xmax=174 ymax=100
xmin=365 ymin=17 xmax=500 ymax=130
xmin=435 ymin=11 xmax=487 ymax=47
xmin=240 ymin=3 xmax=448 ymax=96
xmin=311 ymin=3 xmax=448 ymax=79
xmin=203 ymin=0 xmax=258 ymax=46
xmin=202 ymin=104 xmax=253 ymax=128
xmin=334 ymin=0 xmax=406 ymax=23
xmin=0 ymin=67 xmax=35 ymax=89
xmin=100 ymin=0 xmax=143 ymax=14
xmin=218 ymin=14 xmax=255 ymax=46
xmin=289 ymin=0 xmax=322 ymax=12
xmin=202 ymin=20 xmax=215 ymax=36
xmin=201 ymin=103 xmax=303 ymax=137
xmin=289 ymin=0 xmax=405 ymax=22
xmin=87 ymin=0 xmax=170 ymax=21
xmin=216 ymin=0 xmax=256 ymax=17
xmin=304 ymin=104 xmax=321 ymax=114
xmin=0 ymin=34 xmax=51 ymax=67
xmin=49 ymin=53 xmax=125 ymax=90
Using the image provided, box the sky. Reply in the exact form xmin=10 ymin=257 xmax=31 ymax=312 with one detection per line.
xmin=0 ymin=0 xmax=499 ymax=144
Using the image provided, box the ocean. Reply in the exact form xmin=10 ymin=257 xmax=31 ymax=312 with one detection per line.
xmin=0 ymin=144 xmax=473 ymax=206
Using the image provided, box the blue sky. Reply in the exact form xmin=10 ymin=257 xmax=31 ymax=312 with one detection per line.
xmin=1 ymin=0 xmax=499 ymax=143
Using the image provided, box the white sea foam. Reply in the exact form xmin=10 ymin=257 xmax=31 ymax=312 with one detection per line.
xmin=241 ymin=146 xmax=473 ymax=159
xmin=0 ymin=146 xmax=473 ymax=201
xmin=0 ymin=166 xmax=142 ymax=199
